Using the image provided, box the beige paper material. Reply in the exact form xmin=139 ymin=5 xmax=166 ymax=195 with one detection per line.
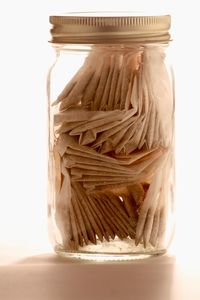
xmin=108 ymin=54 xmax=122 ymax=110
xmin=93 ymin=55 xmax=111 ymax=110
xmin=82 ymin=56 xmax=104 ymax=109
xmin=53 ymin=50 xmax=99 ymax=105
xmin=73 ymin=182 xmax=104 ymax=242
xmin=120 ymin=52 xmax=138 ymax=109
xmin=124 ymin=72 xmax=135 ymax=110
xmin=101 ymin=195 xmax=129 ymax=237
xmin=128 ymin=183 xmax=145 ymax=206
xmin=78 ymin=130 xmax=96 ymax=145
xmin=88 ymin=194 xmax=115 ymax=240
xmin=69 ymin=113 xmax=123 ymax=135
xmin=60 ymin=69 xmax=94 ymax=111
xmin=93 ymin=193 xmax=125 ymax=239
xmin=143 ymin=47 xmax=173 ymax=147
xmin=86 ymin=194 xmax=109 ymax=240
xmin=55 ymin=173 xmax=71 ymax=246
xmin=135 ymin=148 xmax=171 ymax=247
xmin=55 ymin=121 xmax=87 ymax=134
xmin=93 ymin=110 xmax=138 ymax=148
xmin=105 ymin=191 xmax=136 ymax=228
xmin=100 ymin=54 xmax=116 ymax=110
xmin=114 ymin=62 xmax=123 ymax=109
xmin=72 ymin=184 xmax=96 ymax=244
xmin=135 ymin=168 xmax=163 ymax=245
xmin=69 ymin=199 xmax=80 ymax=248
xmin=71 ymin=188 xmax=89 ymax=245
xmin=54 ymin=109 xmax=124 ymax=125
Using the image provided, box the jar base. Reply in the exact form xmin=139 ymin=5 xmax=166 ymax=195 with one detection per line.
xmin=55 ymin=249 xmax=166 ymax=261
xmin=55 ymin=237 xmax=167 ymax=261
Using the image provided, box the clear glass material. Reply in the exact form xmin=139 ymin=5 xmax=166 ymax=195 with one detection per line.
xmin=47 ymin=43 xmax=175 ymax=260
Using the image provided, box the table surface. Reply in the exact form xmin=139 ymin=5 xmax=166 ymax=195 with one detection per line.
xmin=0 ymin=245 xmax=200 ymax=300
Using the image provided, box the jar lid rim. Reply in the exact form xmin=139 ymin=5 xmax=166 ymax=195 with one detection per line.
xmin=49 ymin=13 xmax=171 ymax=44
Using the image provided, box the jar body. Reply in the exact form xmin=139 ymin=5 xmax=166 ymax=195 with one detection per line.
xmin=47 ymin=43 xmax=175 ymax=260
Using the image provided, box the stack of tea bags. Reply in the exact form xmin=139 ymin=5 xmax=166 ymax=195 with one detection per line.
xmin=52 ymin=46 xmax=174 ymax=250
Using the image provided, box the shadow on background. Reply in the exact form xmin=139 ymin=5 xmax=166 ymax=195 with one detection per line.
xmin=0 ymin=254 xmax=175 ymax=300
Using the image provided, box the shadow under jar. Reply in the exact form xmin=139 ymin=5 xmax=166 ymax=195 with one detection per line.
xmin=47 ymin=13 xmax=175 ymax=260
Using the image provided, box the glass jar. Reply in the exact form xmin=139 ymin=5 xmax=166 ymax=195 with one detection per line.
xmin=47 ymin=13 xmax=175 ymax=260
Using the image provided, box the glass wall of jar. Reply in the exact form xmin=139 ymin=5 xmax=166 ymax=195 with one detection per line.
xmin=47 ymin=13 xmax=175 ymax=260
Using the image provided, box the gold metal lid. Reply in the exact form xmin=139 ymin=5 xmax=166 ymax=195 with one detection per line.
xmin=49 ymin=13 xmax=171 ymax=44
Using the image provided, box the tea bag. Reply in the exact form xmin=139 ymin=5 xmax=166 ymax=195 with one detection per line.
xmin=71 ymin=188 xmax=89 ymax=245
xmin=73 ymin=182 xmax=104 ymax=243
xmin=105 ymin=195 xmax=136 ymax=238
xmin=55 ymin=170 xmax=71 ymax=246
xmin=69 ymin=112 xmax=123 ymax=135
xmin=154 ymin=150 xmax=173 ymax=247
xmin=93 ymin=54 xmax=111 ymax=110
xmin=63 ymin=153 xmax=133 ymax=174
xmin=135 ymin=148 xmax=171 ymax=247
xmin=100 ymin=122 xmax=134 ymax=154
xmin=54 ymin=108 xmax=124 ymax=125
xmin=94 ymin=194 xmax=126 ymax=239
xmin=55 ymin=121 xmax=85 ymax=135
xmin=59 ymin=69 xmax=94 ymax=111
xmin=120 ymin=51 xmax=140 ymax=109
xmin=88 ymin=194 xmax=115 ymax=240
xmin=99 ymin=54 xmax=116 ymax=110
xmin=128 ymin=183 xmax=145 ymax=207
xmin=114 ymin=58 xmax=124 ymax=109
xmin=82 ymin=54 xmax=105 ymax=109
xmin=72 ymin=184 xmax=96 ymax=244
xmin=143 ymin=47 xmax=173 ymax=146
xmin=105 ymin=191 xmax=136 ymax=228
xmin=116 ymin=117 xmax=143 ymax=154
xmin=135 ymin=168 xmax=163 ymax=246
xmin=92 ymin=109 xmax=137 ymax=149
xmin=107 ymin=54 xmax=123 ymax=110
xmin=55 ymin=50 xmax=106 ymax=111
xmin=69 ymin=197 xmax=80 ymax=248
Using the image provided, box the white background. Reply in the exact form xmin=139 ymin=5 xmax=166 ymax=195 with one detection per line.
xmin=0 ymin=0 xmax=199 ymax=263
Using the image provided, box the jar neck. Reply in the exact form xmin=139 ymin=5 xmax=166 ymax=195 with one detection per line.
xmin=52 ymin=42 xmax=169 ymax=55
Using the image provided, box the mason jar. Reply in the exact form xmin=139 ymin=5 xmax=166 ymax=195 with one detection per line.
xmin=47 ymin=13 xmax=175 ymax=260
